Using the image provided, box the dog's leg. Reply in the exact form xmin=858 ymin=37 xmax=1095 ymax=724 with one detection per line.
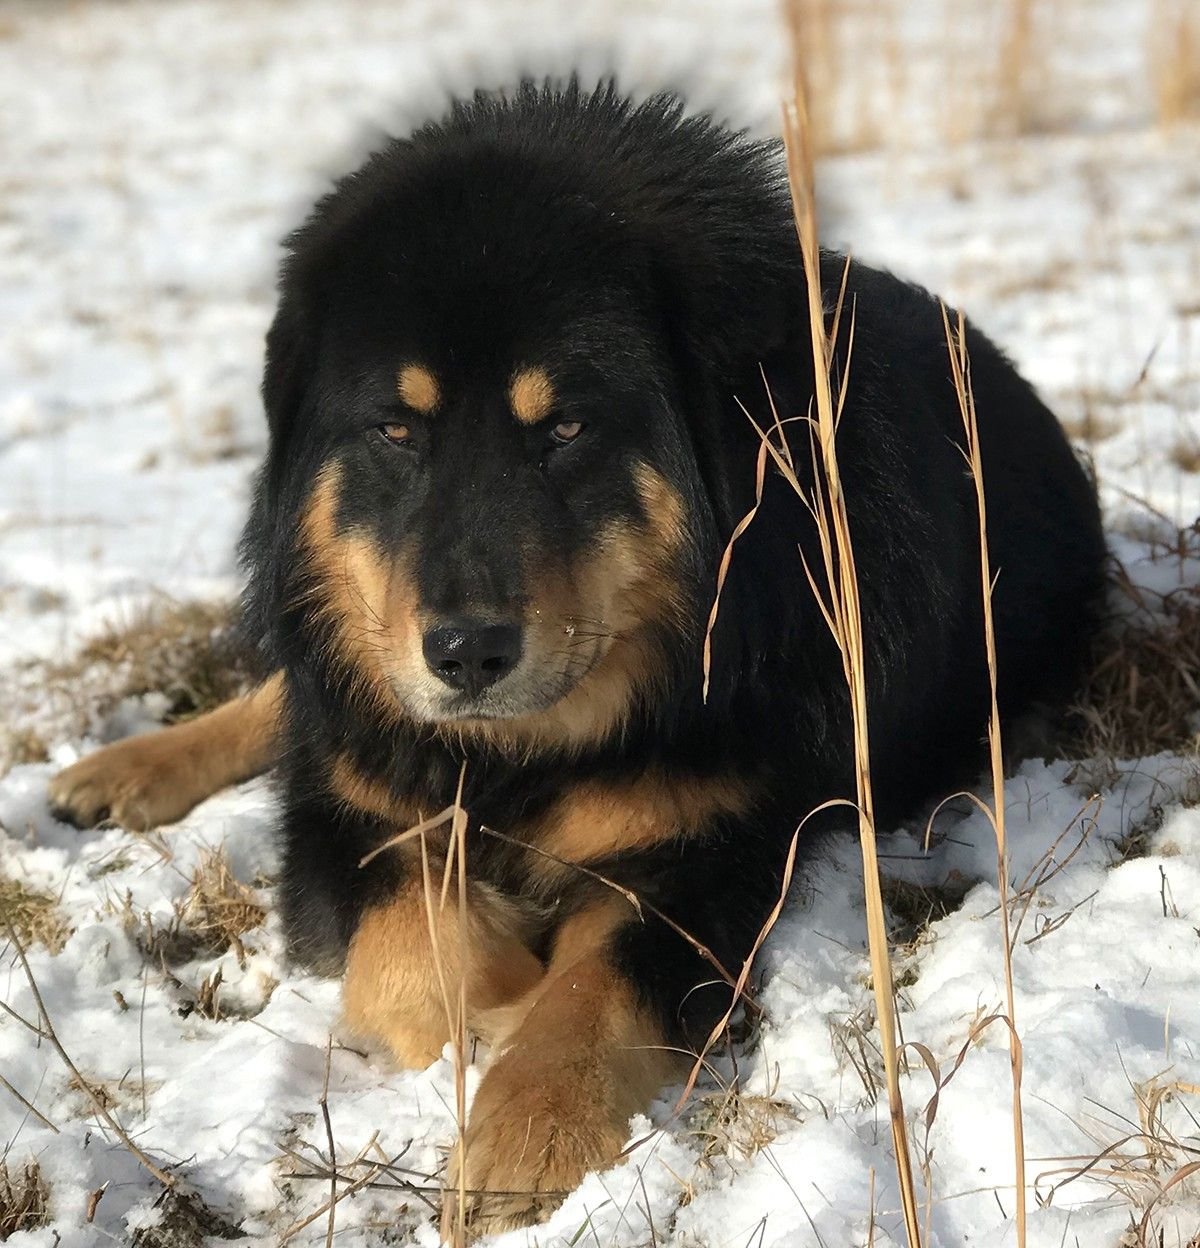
xmin=342 ymin=873 xmax=543 ymax=1070
xmin=48 ymin=671 xmax=284 ymax=830
xmin=446 ymin=897 xmax=685 ymax=1238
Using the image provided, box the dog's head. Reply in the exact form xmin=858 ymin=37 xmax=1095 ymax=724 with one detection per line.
xmin=244 ymin=83 xmax=796 ymax=751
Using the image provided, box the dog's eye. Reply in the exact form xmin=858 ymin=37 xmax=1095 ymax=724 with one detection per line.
xmin=550 ymin=420 xmax=585 ymax=445
xmin=377 ymin=422 xmax=413 ymax=446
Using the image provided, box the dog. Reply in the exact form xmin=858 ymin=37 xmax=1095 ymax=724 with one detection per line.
xmin=49 ymin=79 xmax=1106 ymax=1235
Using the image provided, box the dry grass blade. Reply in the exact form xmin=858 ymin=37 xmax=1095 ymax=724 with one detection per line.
xmin=478 ymin=822 xmax=754 ymax=1006
xmin=0 ymin=1073 xmax=59 ymax=1135
xmin=358 ymin=806 xmax=456 ymax=868
xmin=995 ymin=0 xmax=1036 ymax=134
xmin=3 ymin=917 xmax=176 ymax=1189
xmin=674 ymin=797 xmax=855 ymax=1112
xmin=276 ymin=1160 xmax=390 ymax=1246
xmin=319 ymin=1037 xmax=337 ymax=1248
xmin=703 ymin=433 xmax=770 ymax=703
xmin=451 ymin=767 xmax=470 ymax=1245
xmin=425 ymin=763 xmax=468 ymax=1248
xmin=0 ymin=1159 xmax=50 ymax=1239
xmin=780 ymin=5 xmax=923 ymax=1243
xmin=1149 ymin=0 xmax=1200 ymax=125
xmin=941 ymin=304 xmax=1027 ymax=1246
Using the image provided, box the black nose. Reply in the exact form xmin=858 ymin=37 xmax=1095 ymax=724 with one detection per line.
xmin=422 ymin=620 xmax=523 ymax=696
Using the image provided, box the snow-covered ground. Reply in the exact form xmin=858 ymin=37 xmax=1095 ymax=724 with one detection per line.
xmin=1 ymin=2 xmax=1198 ymax=1246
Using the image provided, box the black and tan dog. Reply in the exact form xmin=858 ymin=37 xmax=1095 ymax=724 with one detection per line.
xmin=49 ymin=81 xmax=1105 ymax=1234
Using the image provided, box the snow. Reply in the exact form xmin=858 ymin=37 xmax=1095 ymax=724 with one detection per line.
xmin=1 ymin=2 xmax=1198 ymax=1246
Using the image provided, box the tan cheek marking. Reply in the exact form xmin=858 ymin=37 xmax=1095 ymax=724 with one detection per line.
xmin=297 ymin=464 xmax=423 ymax=710
xmin=397 ymin=363 xmax=440 ymax=414
xmin=299 ymin=467 xmax=389 ymax=654
xmin=532 ymin=771 xmax=752 ymax=869
xmin=299 ymin=463 xmax=342 ymax=555
xmin=633 ymin=462 xmax=687 ymax=562
xmin=509 ymin=367 xmax=556 ymax=425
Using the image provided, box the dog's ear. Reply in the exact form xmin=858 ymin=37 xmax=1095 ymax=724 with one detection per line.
xmin=262 ymin=276 xmax=317 ymax=447
xmin=236 ymin=263 xmax=320 ymax=673
xmin=642 ymin=206 xmax=804 ymax=537
xmin=649 ymin=229 xmax=799 ymax=379
xmin=624 ymin=109 xmax=801 ymax=375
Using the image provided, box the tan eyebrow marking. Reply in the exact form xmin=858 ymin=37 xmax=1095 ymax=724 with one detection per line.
xmin=397 ymin=364 xmax=440 ymax=414
xmin=509 ymin=367 xmax=556 ymax=426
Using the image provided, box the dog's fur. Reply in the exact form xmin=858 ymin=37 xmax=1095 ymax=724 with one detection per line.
xmin=49 ymin=80 xmax=1106 ymax=1234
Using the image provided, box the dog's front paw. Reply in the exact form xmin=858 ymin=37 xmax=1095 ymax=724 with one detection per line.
xmin=443 ymin=1045 xmax=632 ymax=1239
xmin=48 ymin=734 xmax=200 ymax=831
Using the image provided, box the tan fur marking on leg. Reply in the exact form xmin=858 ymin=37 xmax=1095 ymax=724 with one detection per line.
xmin=342 ymin=875 xmax=542 ymax=1070
xmin=327 ymin=755 xmax=423 ymax=824
xmin=527 ymin=771 xmax=752 ymax=876
xmin=451 ymin=898 xmax=680 ymax=1237
xmin=397 ymin=363 xmax=440 ymax=414
xmin=48 ymin=672 xmax=284 ymax=831
xmin=508 ymin=367 xmax=556 ymax=425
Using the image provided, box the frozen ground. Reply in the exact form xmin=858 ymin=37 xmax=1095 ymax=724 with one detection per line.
xmin=1 ymin=1 xmax=1198 ymax=1246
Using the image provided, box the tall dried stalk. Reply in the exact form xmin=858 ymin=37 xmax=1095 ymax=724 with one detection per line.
xmin=994 ymin=0 xmax=1036 ymax=134
xmin=941 ymin=307 xmax=1027 ymax=1246
xmin=420 ymin=764 xmax=469 ymax=1248
xmin=3 ymin=917 xmax=176 ymax=1190
xmin=779 ymin=7 xmax=924 ymax=1243
xmin=1149 ymin=0 xmax=1200 ymax=124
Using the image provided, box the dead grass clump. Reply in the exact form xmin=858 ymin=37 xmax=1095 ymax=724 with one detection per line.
xmin=189 ymin=968 xmax=227 ymax=1021
xmin=1058 ymin=404 xmax=1122 ymax=446
xmin=131 ymin=1186 xmax=241 ymax=1247
xmin=688 ymin=1083 xmax=799 ymax=1163
xmin=881 ymin=876 xmax=974 ymax=947
xmin=60 ymin=600 xmax=252 ymax=725
xmin=128 ymin=907 xmax=208 ymax=968
xmin=181 ymin=847 xmax=267 ymax=956
xmin=0 ymin=1160 xmax=49 ymax=1241
xmin=1114 ymin=779 xmax=1200 ymax=861
xmin=1037 ymin=1076 xmax=1200 ymax=1245
xmin=0 ymin=727 xmax=48 ymax=776
xmin=0 ymin=876 xmax=71 ymax=953
xmin=176 ymin=965 xmax=276 ymax=1023
xmin=64 ymin=1071 xmax=154 ymax=1118
xmin=1 ymin=598 xmax=253 ymax=775
xmin=120 ymin=849 xmax=267 ymax=970
xmin=1068 ymin=531 xmax=1200 ymax=760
